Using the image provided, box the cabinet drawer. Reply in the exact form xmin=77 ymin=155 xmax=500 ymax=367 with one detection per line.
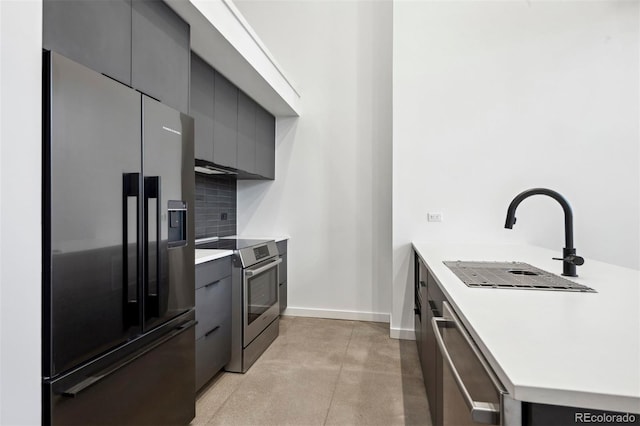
xmin=195 ymin=318 xmax=231 ymax=391
xmin=195 ymin=256 xmax=231 ymax=289
xmin=195 ymin=276 xmax=231 ymax=340
xmin=48 ymin=322 xmax=195 ymax=425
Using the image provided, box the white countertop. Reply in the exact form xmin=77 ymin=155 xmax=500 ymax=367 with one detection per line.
xmin=194 ymin=235 xmax=288 ymax=265
xmin=195 ymin=249 xmax=233 ymax=265
xmin=412 ymin=242 xmax=640 ymax=414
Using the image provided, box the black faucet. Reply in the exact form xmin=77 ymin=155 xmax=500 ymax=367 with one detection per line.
xmin=504 ymin=188 xmax=584 ymax=277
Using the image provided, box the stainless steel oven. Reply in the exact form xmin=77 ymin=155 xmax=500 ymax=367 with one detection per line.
xmin=242 ymin=251 xmax=281 ymax=346
xmin=197 ymin=238 xmax=281 ymax=373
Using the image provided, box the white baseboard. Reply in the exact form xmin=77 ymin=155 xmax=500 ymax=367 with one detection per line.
xmin=390 ymin=327 xmax=416 ymax=341
xmin=282 ymin=307 xmax=390 ymax=323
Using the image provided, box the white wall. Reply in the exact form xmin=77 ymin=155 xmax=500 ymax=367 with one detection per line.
xmin=393 ymin=1 xmax=640 ymax=333
xmin=0 ymin=0 xmax=42 ymax=423
xmin=234 ymin=0 xmax=393 ymax=323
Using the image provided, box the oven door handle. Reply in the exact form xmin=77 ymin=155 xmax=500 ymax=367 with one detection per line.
xmin=432 ymin=311 xmax=502 ymax=425
xmin=245 ymin=258 xmax=282 ymax=277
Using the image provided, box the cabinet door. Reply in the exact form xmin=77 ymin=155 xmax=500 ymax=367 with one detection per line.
xmin=195 ymin=276 xmax=231 ymax=340
xmin=426 ymin=271 xmax=444 ymax=426
xmin=190 ymin=54 xmax=215 ymax=163
xmin=213 ymin=72 xmax=238 ymax=168
xmin=237 ymin=91 xmax=256 ymax=174
xmin=414 ymin=304 xmax=423 ymax=360
xmin=278 ymin=281 xmax=287 ymax=314
xmin=195 ymin=257 xmax=232 ymax=290
xmin=255 ymin=106 xmax=276 ymax=179
xmin=195 ymin=316 xmax=231 ymax=391
xmin=424 ymin=302 xmax=438 ymax=424
xmin=43 ymin=0 xmax=132 ymax=86
xmin=278 ymin=253 xmax=288 ymax=285
xmin=276 ymin=240 xmax=287 ymax=256
xmin=132 ymin=0 xmax=190 ymax=114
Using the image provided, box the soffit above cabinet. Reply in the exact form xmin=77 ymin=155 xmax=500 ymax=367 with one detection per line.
xmin=165 ymin=0 xmax=301 ymax=117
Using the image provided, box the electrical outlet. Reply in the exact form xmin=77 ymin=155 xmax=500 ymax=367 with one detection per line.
xmin=427 ymin=212 xmax=443 ymax=222
xmin=221 ymin=212 xmax=228 ymax=220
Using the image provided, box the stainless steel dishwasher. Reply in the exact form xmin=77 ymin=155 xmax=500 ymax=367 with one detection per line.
xmin=432 ymin=302 xmax=507 ymax=425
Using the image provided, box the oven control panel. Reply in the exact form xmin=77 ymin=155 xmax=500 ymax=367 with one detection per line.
xmin=237 ymin=240 xmax=279 ymax=268
xmin=253 ymin=245 xmax=270 ymax=261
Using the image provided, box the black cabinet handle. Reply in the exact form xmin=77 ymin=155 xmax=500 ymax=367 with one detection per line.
xmin=204 ymin=325 xmax=220 ymax=338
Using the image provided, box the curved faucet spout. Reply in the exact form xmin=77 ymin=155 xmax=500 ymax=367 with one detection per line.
xmin=504 ymin=188 xmax=574 ymax=248
xmin=504 ymin=188 xmax=583 ymax=277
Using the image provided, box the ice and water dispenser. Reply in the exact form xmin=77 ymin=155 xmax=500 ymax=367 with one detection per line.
xmin=167 ymin=200 xmax=187 ymax=248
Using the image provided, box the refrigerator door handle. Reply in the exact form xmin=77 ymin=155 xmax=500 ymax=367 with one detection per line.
xmin=122 ymin=173 xmax=140 ymax=327
xmin=61 ymin=319 xmax=197 ymax=398
xmin=144 ymin=176 xmax=161 ymax=319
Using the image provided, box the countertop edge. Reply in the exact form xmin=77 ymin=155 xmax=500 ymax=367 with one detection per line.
xmin=195 ymin=249 xmax=233 ymax=264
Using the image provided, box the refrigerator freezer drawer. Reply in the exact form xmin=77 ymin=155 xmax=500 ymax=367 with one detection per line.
xmin=45 ymin=321 xmax=195 ymax=426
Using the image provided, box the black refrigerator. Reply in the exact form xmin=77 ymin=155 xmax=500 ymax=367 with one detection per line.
xmin=42 ymin=51 xmax=196 ymax=425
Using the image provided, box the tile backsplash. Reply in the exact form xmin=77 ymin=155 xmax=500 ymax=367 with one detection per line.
xmin=194 ymin=173 xmax=237 ymax=239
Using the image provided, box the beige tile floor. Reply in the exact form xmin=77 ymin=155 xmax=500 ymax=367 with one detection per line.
xmin=192 ymin=316 xmax=432 ymax=426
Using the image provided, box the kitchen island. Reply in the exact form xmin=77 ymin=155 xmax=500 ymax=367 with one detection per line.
xmin=412 ymin=242 xmax=640 ymax=418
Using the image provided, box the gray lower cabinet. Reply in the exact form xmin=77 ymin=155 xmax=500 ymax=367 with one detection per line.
xmin=43 ymin=0 xmax=132 ymax=86
xmin=415 ymin=252 xmax=443 ymax=426
xmin=213 ymin=72 xmax=238 ymax=169
xmin=132 ymin=0 xmax=190 ymax=114
xmin=276 ymin=240 xmax=288 ymax=314
xmin=523 ymin=402 xmax=638 ymax=426
xmin=195 ymin=256 xmax=232 ymax=391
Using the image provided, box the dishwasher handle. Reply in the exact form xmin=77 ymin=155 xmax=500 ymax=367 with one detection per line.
xmin=432 ymin=315 xmax=502 ymax=425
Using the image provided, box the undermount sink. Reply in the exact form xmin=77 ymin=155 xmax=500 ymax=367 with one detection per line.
xmin=443 ymin=261 xmax=596 ymax=293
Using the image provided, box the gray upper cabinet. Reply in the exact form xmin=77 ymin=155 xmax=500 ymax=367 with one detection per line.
xmin=132 ymin=0 xmax=190 ymax=114
xmin=189 ymin=53 xmax=275 ymax=179
xmin=43 ymin=0 xmax=132 ymax=86
xmin=237 ymin=91 xmax=256 ymax=174
xmin=213 ymin=72 xmax=238 ymax=169
xmin=44 ymin=0 xmax=190 ymax=114
xmin=255 ymin=107 xmax=276 ymax=179
xmin=190 ymin=54 xmax=215 ymax=163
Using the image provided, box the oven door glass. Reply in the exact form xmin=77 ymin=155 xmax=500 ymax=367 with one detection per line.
xmin=247 ymin=264 xmax=278 ymax=325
